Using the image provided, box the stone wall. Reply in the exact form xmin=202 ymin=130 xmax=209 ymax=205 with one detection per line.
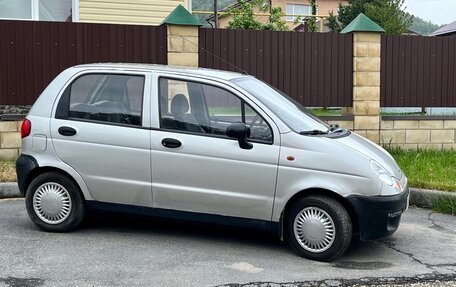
xmin=380 ymin=118 xmax=456 ymax=150
xmin=325 ymin=117 xmax=455 ymax=150
xmin=0 ymin=121 xmax=22 ymax=159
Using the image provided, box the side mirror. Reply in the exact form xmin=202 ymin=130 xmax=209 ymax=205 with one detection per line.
xmin=226 ymin=123 xmax=253 ymax=150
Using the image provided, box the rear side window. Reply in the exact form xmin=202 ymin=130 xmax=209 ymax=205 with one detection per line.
xmin=56 ymin=74 xmax=144 ymax=126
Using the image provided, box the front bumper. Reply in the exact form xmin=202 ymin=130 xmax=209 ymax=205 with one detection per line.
xmin=347 ymin=186 xmax=409 ymax=241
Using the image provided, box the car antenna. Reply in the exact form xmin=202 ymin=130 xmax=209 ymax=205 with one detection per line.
xmin=179 ymin=35 xmax=250 ymax=76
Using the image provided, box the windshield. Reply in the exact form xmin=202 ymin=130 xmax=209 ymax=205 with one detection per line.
xmin=232 ymin=77 xmax=329 ymax=133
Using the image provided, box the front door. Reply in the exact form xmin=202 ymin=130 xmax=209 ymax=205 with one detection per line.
xmin=50 ymin=71 xmax=153 ymax=207
xmin=151 ymin=76 xmax=280 ymax=220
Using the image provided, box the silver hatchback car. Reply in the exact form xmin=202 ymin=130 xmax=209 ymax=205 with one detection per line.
xmin=16 ymin=64 xmax=409 ymax=261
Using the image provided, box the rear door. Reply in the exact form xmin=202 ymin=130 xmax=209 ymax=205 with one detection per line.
xmin=50 ymin=70 xmax=153 ymax=207
xmin=150 ymin=74 xmax=280 ymax=220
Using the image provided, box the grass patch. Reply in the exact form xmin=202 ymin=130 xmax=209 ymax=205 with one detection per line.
xmin=0 ymin=159 xmax=16 ymax=182
xmin=387 ymin=148 xmax=456 ymax=192
xmin=380 ymin=112 xmax=425 ymax=116
xmin=308 ymin=108 xmax=341 ymax=116
xmin=432 ymin=195 xmax=456 ymax=215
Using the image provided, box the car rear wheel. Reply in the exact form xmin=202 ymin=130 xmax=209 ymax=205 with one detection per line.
xmin=25 ymin=172 xmax=85 ymax=232
xmin=285 ymin=194 xmax=352 ymax=261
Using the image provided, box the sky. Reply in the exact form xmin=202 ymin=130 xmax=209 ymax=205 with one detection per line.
xmin=403 ymin=0 xmax=456 ymax=25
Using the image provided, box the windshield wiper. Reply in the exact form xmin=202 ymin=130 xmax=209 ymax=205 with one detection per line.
xmin=299 ymin=129 xmax=329 ymax=135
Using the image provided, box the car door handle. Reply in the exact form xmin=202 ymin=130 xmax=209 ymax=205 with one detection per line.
xmin=161 ymin=138 xmax=182 ymax=148
xmin=58 ymin=126 xmax=77 ymax=136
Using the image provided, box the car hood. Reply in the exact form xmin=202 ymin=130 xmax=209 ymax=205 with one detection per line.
xmin=333 ymin=132 xmax=402 ymax=179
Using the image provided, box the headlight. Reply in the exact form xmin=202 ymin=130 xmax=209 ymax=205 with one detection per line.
xmin=371 ymin=161 xmax=393 ymax=186
xmin=372 ymin=161 xmax=404 ymax=195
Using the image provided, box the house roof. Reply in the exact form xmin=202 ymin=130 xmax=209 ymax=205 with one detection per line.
xmin=161 ymin=4 xmax=203 ymax=26
xmin=341 ymin=13 xmax=385 ymax=33
xmin=431 ymin=20 xmax=456 ymax=36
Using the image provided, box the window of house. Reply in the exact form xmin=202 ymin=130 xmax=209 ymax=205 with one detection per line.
xmin=285 ymin=3 xmax=312 ymax=22
xmin=159 ymin=78 xmax=273 ymax=143
xmin=57 ymin=74 xmax=145 ymax=126
xmin=0 ymin=0 xmax=73 ymax=22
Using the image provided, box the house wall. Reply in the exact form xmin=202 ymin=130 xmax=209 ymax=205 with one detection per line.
xmin=217 ymin=0 xmax=347 ymax=29
xmin=78 ymin=0 xmax=189 ymax=25
xmin=316 ymin=0 xmax=346 ymax=14
xmin=272 ymin=0 xmax=346 ymax=15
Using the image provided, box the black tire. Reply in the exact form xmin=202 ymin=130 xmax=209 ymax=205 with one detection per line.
xmin=25 ymin=172 xmax=86 ymax=232
xmin=285 ymin=195 xmax=352 ymax=261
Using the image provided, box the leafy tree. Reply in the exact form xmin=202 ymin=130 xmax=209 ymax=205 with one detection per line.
xmin=226 ymin=0 xmax=289 ymax=31
xmin=327 ymin=0 xmax=413 ymax=35
xmin=365 ymin=0 xmax=413 ymax=34
xmin=226 ymin=0 xmax=264 ymax=30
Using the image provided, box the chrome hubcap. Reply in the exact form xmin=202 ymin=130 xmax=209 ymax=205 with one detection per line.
xmin=33 ymin=182 xmax=72 ymax=224
xmin=294 ymin=207 xmax=336 ymax=253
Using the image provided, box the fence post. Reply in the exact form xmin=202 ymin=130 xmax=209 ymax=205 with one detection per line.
xmin=161 ymin=4 xmax=202 ymax=67
xmin=342 ymin=13 xmax=385 ymax=143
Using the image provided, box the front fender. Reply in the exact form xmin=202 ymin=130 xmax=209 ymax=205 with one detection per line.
xmin=272 ymin=165 xmax=378 ymax=221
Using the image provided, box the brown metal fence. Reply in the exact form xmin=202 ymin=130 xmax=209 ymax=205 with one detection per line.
xmin=199 ymin=28 xmax=353 ymax=107
xmin=381 ymin=34 xmax=456 ymax=107
xmin=0 ymin=20 xmax=167 ymax=105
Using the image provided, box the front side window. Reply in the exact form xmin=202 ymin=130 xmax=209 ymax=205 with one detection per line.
xmin=57 ymin=73 xmax=144 ymax=126
xmin=159 ymin=78 xmax=272 ymax=143
xmin=285 ymin=4 xmax=312 ymax=22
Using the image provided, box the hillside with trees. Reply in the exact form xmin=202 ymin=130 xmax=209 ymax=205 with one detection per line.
xmin=410 ymin=16 xmax=443 ymax=35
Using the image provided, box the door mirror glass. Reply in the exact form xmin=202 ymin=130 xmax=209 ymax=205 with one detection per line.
xmin=226 ymin=123 xmax=253 ymax=150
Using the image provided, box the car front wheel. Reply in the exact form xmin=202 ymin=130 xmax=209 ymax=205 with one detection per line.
xmin=285 ymin=194 xmax=352 ymax=261
xmin=25 ymin=172 xmax=85 ymax=232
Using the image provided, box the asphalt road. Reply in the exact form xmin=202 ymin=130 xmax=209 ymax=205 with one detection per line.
xmin=1 ymin=198 xmax=455 ymax=287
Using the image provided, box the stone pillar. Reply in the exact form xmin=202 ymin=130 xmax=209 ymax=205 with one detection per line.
xmin=341 ymin=13 xmax=385 ymax=143
xmin=352 ymin=32 xmax=381 ymax=143
xmin=167 ymin=25 xmax=199 ymax=67
xmin=161 ymin=4 xmax=202 ymax=67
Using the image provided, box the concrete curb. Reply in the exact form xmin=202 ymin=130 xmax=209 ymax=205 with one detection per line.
xmin=408 ymin=187 xmax=456 ymax=208
xmin=0 ymin=182 xmax=21 ymax=198
xmin=0 ymin=183 xmax=455 ymax=209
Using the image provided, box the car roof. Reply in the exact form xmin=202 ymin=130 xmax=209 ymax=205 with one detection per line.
xmin=73 ymin=63 xmax=250 ymax=81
